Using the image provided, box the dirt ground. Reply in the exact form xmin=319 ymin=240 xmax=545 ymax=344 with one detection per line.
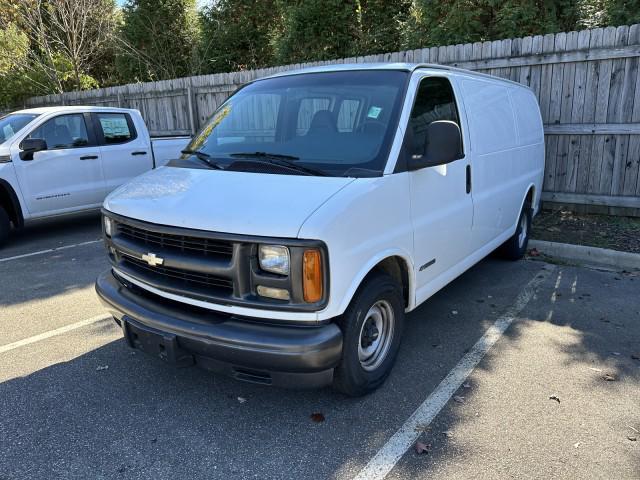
xmin=532 ymin=209 xmax=640 ymax=254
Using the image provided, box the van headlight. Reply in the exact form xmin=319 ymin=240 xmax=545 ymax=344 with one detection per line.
xmin=103 ymin=215 xmax=114 ymax=237
xmin=258 ymin=245 xmax=290 ymax=275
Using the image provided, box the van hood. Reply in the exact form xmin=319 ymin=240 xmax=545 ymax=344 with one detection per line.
xmin=104 ymin=166 xmax=355 ymax=238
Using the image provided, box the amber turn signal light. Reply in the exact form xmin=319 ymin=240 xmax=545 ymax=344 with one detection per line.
xmin=303 ymin=249 xmax=323 ymax=303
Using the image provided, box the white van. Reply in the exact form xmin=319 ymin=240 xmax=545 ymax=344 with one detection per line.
xmin=96 ymin=63 xmax=544 ymax=396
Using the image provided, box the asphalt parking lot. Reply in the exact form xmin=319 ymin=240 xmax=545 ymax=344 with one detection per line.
xmin=1 ymin=216 xmax=639 ymax=480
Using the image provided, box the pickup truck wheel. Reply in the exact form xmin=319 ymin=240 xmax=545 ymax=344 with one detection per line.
xmin=0 ymin=206 xmax=10 ymax=248
xmin=501 ymin=205 xmax=531 ymax=260
xmin=333 ymin=273 xmax=405 ymax=397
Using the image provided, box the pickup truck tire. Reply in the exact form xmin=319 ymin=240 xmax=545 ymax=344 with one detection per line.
xmin=500 ymin=205 xmax=532 ymax=261
xmin=0 ymin=206 xmax=10 ymax=248
xmin=333 ymin=272 xmax=405 ymax=397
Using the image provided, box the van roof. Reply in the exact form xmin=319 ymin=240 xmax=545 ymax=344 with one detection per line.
xmin=263 ymin=62 xmax=527 ymax=89
xmin=9 ymin=106 xmax=135 ymax=115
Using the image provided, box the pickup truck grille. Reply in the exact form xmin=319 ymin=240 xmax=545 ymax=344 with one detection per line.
xmin=117 ymin=223 xmax=233 ymax=260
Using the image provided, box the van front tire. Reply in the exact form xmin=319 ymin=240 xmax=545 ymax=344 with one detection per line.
xmin=333 ymin=272 xmax=405 ymax=397
xmin=501 ymin=205 xmax=531 ymax=260
xmin=0 ymin=207 xmax=10 ymax=248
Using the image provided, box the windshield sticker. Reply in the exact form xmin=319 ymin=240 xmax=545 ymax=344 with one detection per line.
xmin=367 ymin=106 xmax=383 ymax=119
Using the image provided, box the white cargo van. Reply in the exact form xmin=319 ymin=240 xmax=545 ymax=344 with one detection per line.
xmin=96 ymin=63 xmax=544 ymax=396
xmin=0 ymin=106 xmax=189 ymax=247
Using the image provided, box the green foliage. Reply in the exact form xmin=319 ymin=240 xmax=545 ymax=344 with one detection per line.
xmin=274 ymin=0 xmax=361 ymax=64
xmin=199 ymin=0 xmax=281 ymax=73
xmin=117 ymin=0 xmax=201 ymax=82
xmin=0 ymin=23 xmax=28 ymax=76
xmin=357 ymin=0 xmax=412 ymax=54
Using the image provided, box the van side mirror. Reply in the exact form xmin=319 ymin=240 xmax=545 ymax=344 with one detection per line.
xmin=19 ymin=138 xmax=48 ymax=161
xmin=408 ymin=120 xmax=464 ymax=171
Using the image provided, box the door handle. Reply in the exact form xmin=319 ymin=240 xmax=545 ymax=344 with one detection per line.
xmin=466 ymin=165 xmax=472 ymax=194
xmin=80 ymin=155 xmax=98 ymax=160
xmin=131 ymin=151 xmax=148 ymax=156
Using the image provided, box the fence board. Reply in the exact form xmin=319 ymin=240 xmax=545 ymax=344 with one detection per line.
xmin=20 ymin=23 xmax=640 ymax=213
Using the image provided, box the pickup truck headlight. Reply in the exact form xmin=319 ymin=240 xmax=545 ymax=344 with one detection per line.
xmin=103 ymin=215 xmax=114 ymax=237
xmin=258 ymin=245 xmax=290 ymax=276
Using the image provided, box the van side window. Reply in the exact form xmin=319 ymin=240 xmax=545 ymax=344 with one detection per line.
xmin=408 ymin=77 xmax=460 ymax=155
xmin=96 ymin=113 xmax=136 ymax=144
xmin=27 ymin=114 xmax=89 ymax=150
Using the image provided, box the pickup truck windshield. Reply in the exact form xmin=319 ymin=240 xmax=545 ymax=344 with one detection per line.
xmin=0 ymin=113 xmax=39 ymax=145
xmin=182 ymin=70 xmax=408 ymax=177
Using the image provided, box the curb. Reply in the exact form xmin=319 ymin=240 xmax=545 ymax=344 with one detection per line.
xmin=529 ymin=239 xmax=640 ymax=271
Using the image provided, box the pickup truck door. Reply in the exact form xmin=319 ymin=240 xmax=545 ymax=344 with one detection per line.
xmin=92 ymin=112 xmax=153 ymax=195
xmin=13 ymin=113 xmax=105 ymax=215
xmin=406 ymin=75 xmax=473 ymax=302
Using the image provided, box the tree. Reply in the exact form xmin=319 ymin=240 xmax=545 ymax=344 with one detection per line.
xmin=13 ymin=0 xmax=117 ymax=93
xmin=274 ymin=0 xmax=361 ymax=64
xmin=117 ymin=0 xmax=202 ymax=82
xmin=199 ymin=0 xmax=281 ymax=73
xmin=357 ymin=0 xmax=411 ymax=55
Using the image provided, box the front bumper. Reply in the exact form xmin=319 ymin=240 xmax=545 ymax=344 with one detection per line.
xmin=95 ymin=270 xmax=343 ymax=388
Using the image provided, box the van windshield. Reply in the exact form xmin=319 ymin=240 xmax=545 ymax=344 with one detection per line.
xmin=0 ymin=113 xmax=39 ymax=145
xmin=182 ymin=70 xmax=408 ymax=177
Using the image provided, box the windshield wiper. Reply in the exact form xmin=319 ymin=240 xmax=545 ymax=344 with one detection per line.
xmin=229 ymin=151 xmax=327 ymax=176
xmin=181 ymin=149 xmax=223 ymax=170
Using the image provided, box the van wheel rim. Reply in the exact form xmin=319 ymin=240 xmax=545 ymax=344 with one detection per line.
xmin=358 ymin=300 xmax=395 ymax=371
xmin=518 ymin=214 xmax=528 ymax=248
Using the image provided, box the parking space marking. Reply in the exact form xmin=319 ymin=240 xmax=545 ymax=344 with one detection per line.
xmin=0 ymin=239 xmax=102 ymax=263
xmin=353 ymin=265 xmax=555 ymax=480
xmin=0 ymin=314 xmax=113 ymax=355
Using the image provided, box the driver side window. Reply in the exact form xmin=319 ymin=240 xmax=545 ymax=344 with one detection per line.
xmin=27 ymin=114 xmax=89 ymax=150
xmin=409 ymin=77 xmax=460 ymax=155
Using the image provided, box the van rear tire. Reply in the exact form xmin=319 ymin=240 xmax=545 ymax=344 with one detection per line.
xmin=333 ymin=272 xmax=405 ymax=397
xmin=0 ymin=207 xmax=10 ymax=248
xmin=501 ymin=205 xmax=531 ymax=260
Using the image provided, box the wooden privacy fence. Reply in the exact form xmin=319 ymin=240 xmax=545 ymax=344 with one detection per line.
xmin=25 ymin=24 xmax=640 ymax=213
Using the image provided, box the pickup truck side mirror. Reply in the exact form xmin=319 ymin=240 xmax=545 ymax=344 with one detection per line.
xmin=408 ymin=120 xmax=464 ymax=171
xmin=19 ymin=138 xmax=48 ymax=161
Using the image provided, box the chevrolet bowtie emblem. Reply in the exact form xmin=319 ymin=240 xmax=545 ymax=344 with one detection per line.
xmin=141 ymin=252 xmax=164 ymax=267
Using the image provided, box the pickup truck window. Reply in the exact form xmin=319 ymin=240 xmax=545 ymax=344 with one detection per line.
xmin=27 ymin=114 xmax=90 ymax=150
xmin=96 ymin=112 xmax=136 ymax=144
xmin=0 ymin=113 xmax=39 ymax=145
xmin=409 ymin=77 xmax=460 ymax=156
xmin=184 ymin=70 xmax=408 ymax=177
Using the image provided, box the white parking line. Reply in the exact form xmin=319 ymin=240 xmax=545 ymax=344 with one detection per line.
xmin=0 ymin=239 xmax=102 ymax=263
xmin=353 ymin=265 xmax=555 ymax=480
xmin=0 ymin=314 xmax=113 ymax=355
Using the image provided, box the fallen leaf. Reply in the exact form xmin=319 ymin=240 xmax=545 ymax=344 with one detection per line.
xmin=453 ymin=395 xmax=465 ymax=404
xmin=96 ymin=365 xmax=109 ymax=371
xmin=549 ymin=395 xmax=561 ymax=403
xmin=602 ymin=373 xmax=618 ymax=381
xmin=463 ymin=383 xmax=471 ymax=389
xmin=442 ymin=431 xmax=453 ymax=438
xmin=589 ymin=367 xmax=602 ymax=372
xmin=627 ymin=436 xmax=637 ymax=442
xmin=310 ymin=413 xmax=325 ymax=423
xmin=414 ymin=441 xmax=431 ymax=454
xmin=611 ymin=352 xmax=621 ymax=356
xmin=237 ymin=397 xmax=247 ymax=404
xmin=528 ymin=248 xmax=540 ymax=257
xmin=574 ymin=442 xmax=581 ymax=448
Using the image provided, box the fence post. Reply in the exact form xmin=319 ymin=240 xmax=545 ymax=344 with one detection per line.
xmin=187 ymin=84 xmax=197 ymax=135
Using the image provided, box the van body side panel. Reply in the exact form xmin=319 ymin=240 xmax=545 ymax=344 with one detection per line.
xmin=298 ymin=173 xmax=414 ymax=319
xmin=459 ymin=77 xmax=543 ymax=252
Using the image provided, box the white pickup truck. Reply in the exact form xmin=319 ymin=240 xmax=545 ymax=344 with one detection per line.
xmin=0 ymin=106 xmax=190 ymax=246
